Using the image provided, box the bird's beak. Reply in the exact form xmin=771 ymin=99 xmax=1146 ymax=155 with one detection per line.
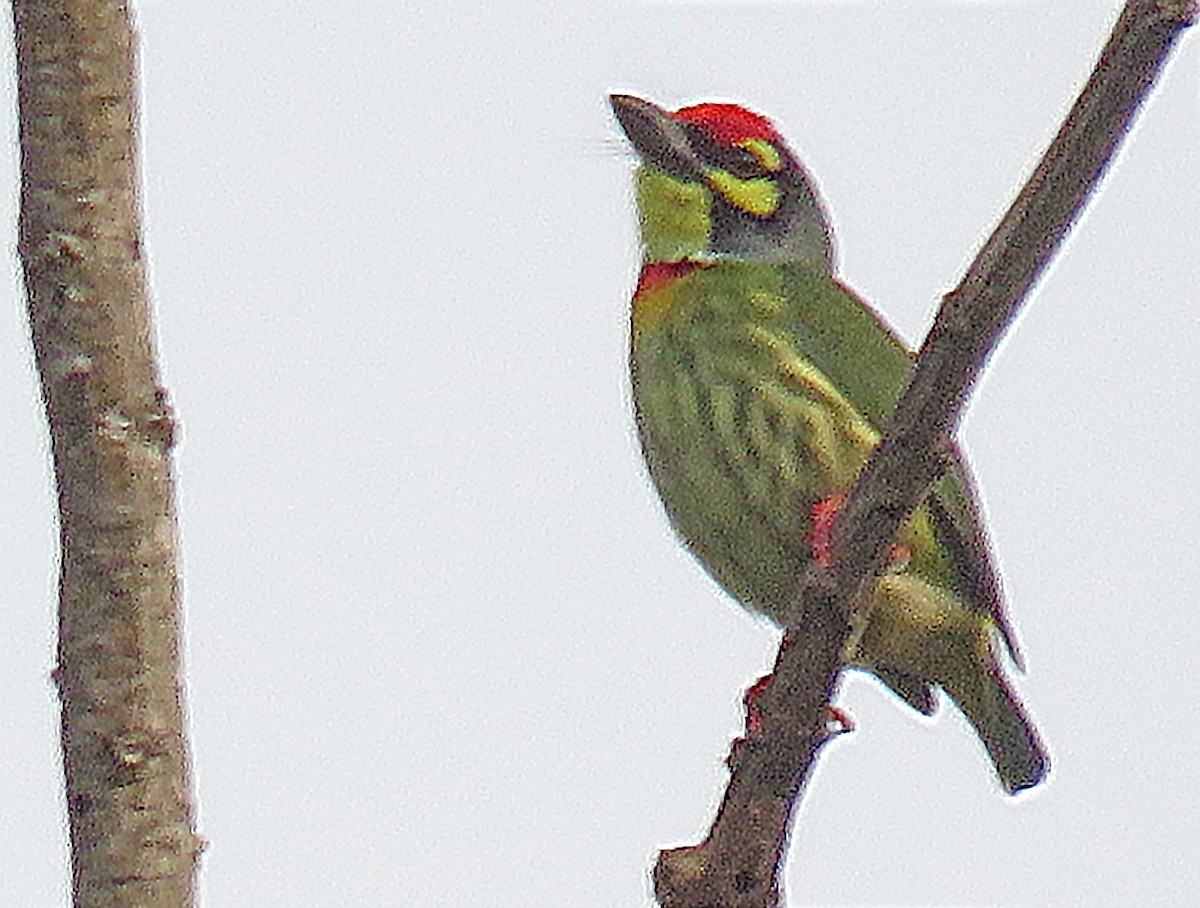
xmin=609 ymin=93 xmax=702 ymax=177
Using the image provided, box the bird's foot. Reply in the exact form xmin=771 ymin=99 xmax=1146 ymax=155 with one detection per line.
xmin=809 ymin=492 xmax=911 ymax=568
xmin=729 ymin=671 xmax=854 ymax=768
xmin=808 ymin=492 xmax=847 ymax=568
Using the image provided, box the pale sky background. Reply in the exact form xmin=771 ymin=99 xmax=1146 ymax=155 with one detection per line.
xmin=1 ymin=1 xmax=1198 ymax=905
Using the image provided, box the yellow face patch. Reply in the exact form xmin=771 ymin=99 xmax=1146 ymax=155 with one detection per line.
xmin=735 ymin=137 xmax=782 ymax=172
xmin=705 ymin=169 xmax=780 ymax=218
xmin=635 ymin=168 xmax=712 ymax=262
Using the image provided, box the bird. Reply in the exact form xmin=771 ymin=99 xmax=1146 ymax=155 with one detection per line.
xmin=610 ymin=93 xmax=1047 ymax=793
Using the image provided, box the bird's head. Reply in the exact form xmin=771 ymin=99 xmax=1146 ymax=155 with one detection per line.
xmin=610 ymin=94 xmax=834 ymax=269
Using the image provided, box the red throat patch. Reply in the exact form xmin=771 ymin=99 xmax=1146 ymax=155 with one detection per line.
xmin=673 ymin=103 xmax=781 ymax=147
xmin=631 ymin=261 xmax=705 ymax=339
xmin=634 ymin=261 xmax=701 ymax=300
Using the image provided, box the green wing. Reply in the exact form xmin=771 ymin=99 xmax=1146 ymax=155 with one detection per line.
xmin=930 ymin=455 xmax=1021 ymax=664
xmin=779 ymin=265 xmax=1017 ymax=660
xmin=778 ymin=267 xmax=911 ymax=429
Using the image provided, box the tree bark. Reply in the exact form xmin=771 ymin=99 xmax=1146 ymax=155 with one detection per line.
xmin=11 ymin=2 xmax=200 ymax=905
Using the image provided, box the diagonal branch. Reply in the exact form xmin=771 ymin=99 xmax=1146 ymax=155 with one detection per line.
xmin=654 ymin=2 xmax=1195 ymax=906
xmin=831 ymin=0 xmax=1197 ymax=601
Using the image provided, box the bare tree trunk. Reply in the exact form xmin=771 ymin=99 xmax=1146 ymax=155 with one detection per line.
xmin=10 ymin=2 xmax=200 ymax=905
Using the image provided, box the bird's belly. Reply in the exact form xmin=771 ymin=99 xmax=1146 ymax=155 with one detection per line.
xmin=632 ymin=356 xmax=826 ymax=622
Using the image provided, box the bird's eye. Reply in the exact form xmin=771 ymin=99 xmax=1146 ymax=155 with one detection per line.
xmin=681 ymin=124 xmax=785 ymax=181
xmin=735 ymin=138 xmax=783 ymax=174
xmin=683 ymin=124 xmax=766 ymax=178
xmin=724 ymin=148 xmax=767 ymax=180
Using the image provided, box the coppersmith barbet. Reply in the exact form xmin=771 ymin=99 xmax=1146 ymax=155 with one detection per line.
xmin=611 ymin=93 xmax=1047 ymax=793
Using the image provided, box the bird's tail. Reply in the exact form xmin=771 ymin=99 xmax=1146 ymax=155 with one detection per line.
xmin=858 ymin=574 xmax=1049 ymax=794
xmin=940 ymin=654 xmax=1049 ymax=794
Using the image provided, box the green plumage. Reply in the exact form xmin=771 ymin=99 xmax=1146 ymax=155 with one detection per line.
xmin=634 ymin=263 xmax=905 ymax=613
xmin=613 ymin=94 xmax=1047 ymax=793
